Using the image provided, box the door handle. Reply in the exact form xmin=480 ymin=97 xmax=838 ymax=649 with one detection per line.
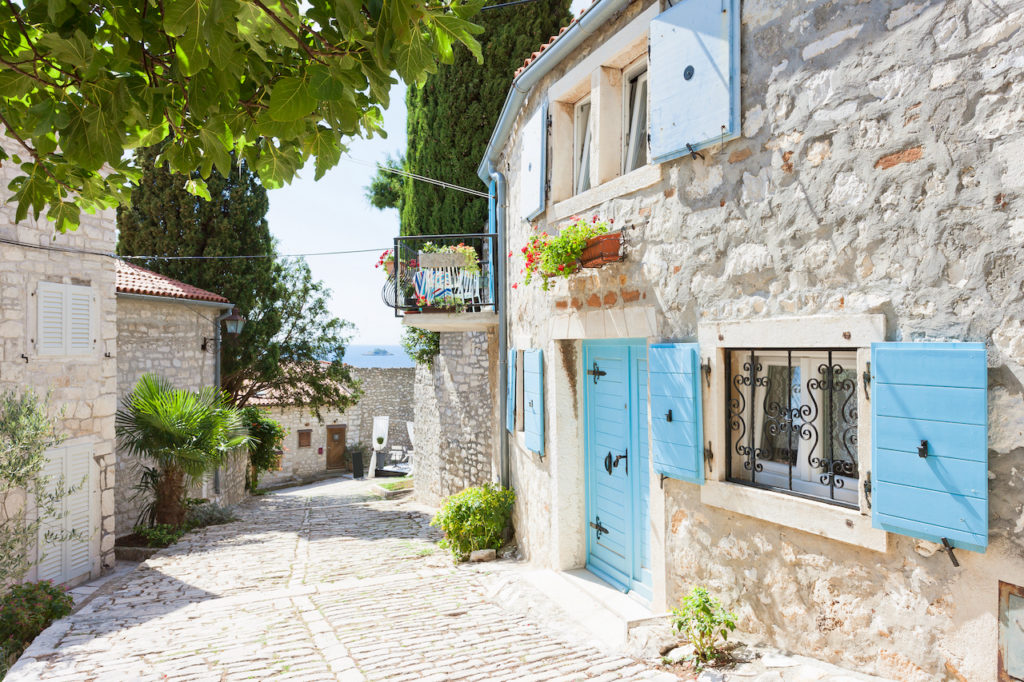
xmin=918 ymin=439 xmax=928 ymax=458
xmin=604 ymin=452 xmax=613 ymax=475
xmin=613 ymin=448 xmax=628 ymax=475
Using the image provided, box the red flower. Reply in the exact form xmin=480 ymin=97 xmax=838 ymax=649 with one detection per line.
xmin=508 ymin=251 xmax=513 ymax=257
xmin=521 ymin=246 xmax=528 ymax=253
xmin=512 ymin=283 xmax=518 ymax=289
xmin=557 ymin=264 xmax=565 ymax=271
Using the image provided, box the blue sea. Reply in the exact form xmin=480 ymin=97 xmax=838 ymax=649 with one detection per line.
xmin=343 ymin=345 xmax=415 ymax=369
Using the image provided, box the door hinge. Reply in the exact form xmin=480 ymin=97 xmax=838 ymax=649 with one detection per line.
xmin=704 ymin=442 xmax=713 ymax=464
xmin=862 ymin=361 xmax=871 ymax=397
xmin=863 ymin=471 xmax=872 ymax=509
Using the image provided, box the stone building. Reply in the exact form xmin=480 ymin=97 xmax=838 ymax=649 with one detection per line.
xmin=255 ymin=364 xmax=416 ymax=487
xmin=0 ymin=139 xmax=117 ymax=587
xmin=113 ymin=261 xmax=244 ymax=537
xmin=469 ymin=0 xmax=1024 ymax=679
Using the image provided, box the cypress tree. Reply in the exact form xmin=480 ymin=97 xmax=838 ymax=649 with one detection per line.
xmin=117 ymin=149 xmax=359 ymax=416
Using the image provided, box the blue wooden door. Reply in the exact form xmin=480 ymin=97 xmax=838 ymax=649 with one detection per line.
xmin=584 ymin=341 xmax=650 ymax=598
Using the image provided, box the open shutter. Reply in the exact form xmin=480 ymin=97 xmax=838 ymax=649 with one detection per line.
xmin=518 ymin=102 xmax=547 ymax=221
xmin=36 ymin=281 xmax=65 ymax=356
xmin=524 ymin=349 xmax=544 ymax=455
xmin=506 ymin=348 xmax=517 ymax=432
xmin=36 ymin=447 xmax=65 ymax=582
xmin=64 ymin=442 xmax=93 ymax=579
xmin=871 ymin=342 xmax=988 ymax=553
xmin=649 ymin=343 xmax=704 ymax=483
xmin=67 ymin=285 xmax=92 ymax=355
xmin=648 ymin=0 xmax=740 ymax=163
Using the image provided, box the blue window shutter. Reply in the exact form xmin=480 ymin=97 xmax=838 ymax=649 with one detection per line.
xmin=506 ymin=348 xmax=517 ymax=433
xmin=871 ymin=342 xmax=988 ymax=553
xmin=649 ymin=343 xmax=703 ymax=484
xmin=518 ymin=102 xmax=547 ymax=221
xmin=524 ymin=349 xmax=544 ymax=455
xmin=488 ymin=179 xmax=496 ymax=234
xmin=648 ymin=0 xmax=740 ymax=163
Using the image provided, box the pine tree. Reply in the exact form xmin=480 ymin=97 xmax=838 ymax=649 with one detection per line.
xmin=117 ymin=149 xmax=360 ymax=416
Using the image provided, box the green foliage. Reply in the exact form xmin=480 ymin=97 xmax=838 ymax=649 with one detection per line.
xmin=670 ymin=586 xmax=737 ymax=670
xmin=378 ymin=477 xmax=413 ymax=491
xmin=0 ymin=390 xmax=78 ymax=587
xmin=131 ymin=523 xmax=186 ymax=549
xmin=521 ymin=216 xmax=609 ymax=290
xmin=430 ymin=483 xmax=515 ymax=561
xmin=116 ymin=374 xmax=252 ymax=525
xmin=185 ymin=502 xmax=238 ymax=528
xmin=366 ymin=0 xmax=571 ymax=236
xmin=0 ymin=581 xmax=73 ymax=670
xmin=0 ymin=0 xmax=485 ymax=229
xmin=364 ymin=154 xmax=406 ymax=212
xmin=241 ymin=407 xmax=287 ymax=491
xmin=117 ymin=149 xmax=362 ymax=417
xmin=402 ymin=327 xmax=440 ymax=365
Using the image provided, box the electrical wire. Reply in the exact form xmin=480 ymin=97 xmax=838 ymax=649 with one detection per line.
xmin=344 ymin=155 xmax=491 ymax=198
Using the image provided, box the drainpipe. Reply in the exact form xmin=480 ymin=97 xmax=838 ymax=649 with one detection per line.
xmin=491 ymin=167 xmax=510 ymax=489
xmin=212 ymin=307 xmax=233 ymax=495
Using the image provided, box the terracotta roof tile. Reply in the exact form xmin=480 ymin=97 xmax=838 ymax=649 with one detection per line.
xmin=115 ymin=260 xmax=230 ymax=304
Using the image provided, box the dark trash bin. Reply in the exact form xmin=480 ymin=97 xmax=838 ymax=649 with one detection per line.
xmin=352 ymin=450 xmax=364 ymax=479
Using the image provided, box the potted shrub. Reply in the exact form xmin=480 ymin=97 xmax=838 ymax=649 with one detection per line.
xmin=520 ymin=216 xmax=617 ymax=291
xmin=376 ymin=249 xmax=396 ymax=276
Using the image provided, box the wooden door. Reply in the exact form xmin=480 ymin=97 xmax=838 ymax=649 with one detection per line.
xmin=326 ymin=426 xmax=347 ymax=470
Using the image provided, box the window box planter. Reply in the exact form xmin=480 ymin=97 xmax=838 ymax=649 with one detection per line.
xmin=419 ymin=251 xmax=473 ymax=269
xmin=580 ymin=232 xmax=622 ymax=268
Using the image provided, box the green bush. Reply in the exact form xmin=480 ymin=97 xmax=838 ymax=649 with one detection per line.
xmin=132 ymin=523 xmax=186 ymax=548
xmin=402 ymin=327 xmax=440 ymax=365
xmin=0 ymin=581 xmax=73 ymax=669
xmin=670 ymin=586 xmax=737 ymax=669
xmin=241 ymin=406 xmax=287 ymax=491
xmin=430 ymin=483 xmax=515 ymax=561
xmin=185 ymin=502 xmax=237 ymax=528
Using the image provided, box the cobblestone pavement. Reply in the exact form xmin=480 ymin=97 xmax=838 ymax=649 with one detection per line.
xmin=10 ymin=479 xmax=674 ymax=682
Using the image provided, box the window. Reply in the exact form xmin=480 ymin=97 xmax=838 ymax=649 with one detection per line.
xmin=623 ymin=69 xmax=648 ymax=174
xmin=725 ymin=349 xmax=859 ymax=507
xmin=297 ymin=429 xmax=312 ymax=448
xmin=36 ymin=281 xmax=93 ymax=356
xmin=573 ymin=98 xmax=592 ymax=194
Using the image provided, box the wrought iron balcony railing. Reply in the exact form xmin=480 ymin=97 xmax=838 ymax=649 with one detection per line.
xmin=381 ymin=233 xmax=497 ymax=317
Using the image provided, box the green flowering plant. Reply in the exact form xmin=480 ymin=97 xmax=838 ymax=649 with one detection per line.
xmin=0 ymin=581 xmax=73 ymax=669
xmin=518 ymin=215 xmax=611 ymax=291
xmin=670 ymin=586 xmax=737 ymax=670
xmin=431 ymin=483 xmax=515 ymax=561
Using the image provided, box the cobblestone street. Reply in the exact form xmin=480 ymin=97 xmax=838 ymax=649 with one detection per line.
xmin=9 ymin=479 xmax=671 ymax=681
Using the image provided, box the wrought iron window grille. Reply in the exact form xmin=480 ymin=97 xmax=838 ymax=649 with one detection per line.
xmin=725 ymin=348 xmax=859 ymax=508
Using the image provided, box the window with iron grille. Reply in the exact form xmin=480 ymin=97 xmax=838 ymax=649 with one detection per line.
xmin=725 ymin=349 xmax=859 ymax=508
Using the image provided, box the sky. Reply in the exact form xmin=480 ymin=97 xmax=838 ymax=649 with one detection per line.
xmin=265 ymin=83 xmax=409 ymax=347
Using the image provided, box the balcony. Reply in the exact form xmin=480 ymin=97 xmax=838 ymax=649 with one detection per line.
xmin=381 ymin=233 xmax=498 ymax=332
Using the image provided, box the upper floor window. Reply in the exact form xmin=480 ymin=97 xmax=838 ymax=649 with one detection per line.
xmin=623 ymin=69 xmax=648 ymax=174
xmin=725 ymin=348 xmax=859 ymax=508
xmin=297 ymin=429 xmax=312 ymax=448
xmin=36 ymin=281 xmax=93 ymax=356
xmin=573 ymin=98 xmax=592 ymax=195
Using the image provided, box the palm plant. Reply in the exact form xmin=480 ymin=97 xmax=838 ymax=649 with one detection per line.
xmin=116 ymin=375 xmax=252 ymax=526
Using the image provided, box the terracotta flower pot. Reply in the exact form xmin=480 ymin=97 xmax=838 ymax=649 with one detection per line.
xmin=384 ymin=261 xmax=395 ymax=276
xmin=580 ymin=232 xmax=623 ymax=268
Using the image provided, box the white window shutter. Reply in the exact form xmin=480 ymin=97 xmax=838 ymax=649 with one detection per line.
xmin=64 ymin=442 xmax=93 ymax=579
xmin=519 ymin=102 xmax=548 ymax=222
xmin=36 ymin=281 xmax=66 ymax=356
xmin=36 ymin=447 xmax=67 ymax=582
xmin=66 ymin=285 xmax=92 ymax=355
xmin=648 ymin=0 xmax=740 ymax=163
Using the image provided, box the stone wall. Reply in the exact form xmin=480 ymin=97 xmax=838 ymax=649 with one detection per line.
xmin=413 ymin=331 xmax=499 ymax=508
xmin=256 ymin=405 xmax=361 ymax=487
xmin=0 ymin=138 xmax=118 ymax=584
xmin=352 ymin=367 xmax=416 ymax=451
xmin=114 ymin=296 xmax=222 ymax=536
xmin=498 ymin=1 xmax=1024 ymax=679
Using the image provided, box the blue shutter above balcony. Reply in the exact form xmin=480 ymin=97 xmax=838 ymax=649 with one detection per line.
xmin=871 ymin=342 xmax=989 ymax=553
xmin=519 ymin=102 xmax=547 ymax=221
xmin=506 ymin=348 xmax=517 ymax=433
xmin=648 ymin=0 xmax=740 ymax=163
xmin=649 ymin=343 xmax=704 ymax=484
xmin=524 ymin=349 xmax=544 ymax=455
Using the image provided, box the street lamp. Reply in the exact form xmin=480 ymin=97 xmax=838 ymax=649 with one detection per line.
xmin=223 ymin=307 xmax=245 ymax=336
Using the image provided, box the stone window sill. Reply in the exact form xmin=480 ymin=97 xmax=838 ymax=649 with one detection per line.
xmin=699 ymin=479 xmax=888 ymax=552
xmin=549 ymin=165 xmax=662 ymax=222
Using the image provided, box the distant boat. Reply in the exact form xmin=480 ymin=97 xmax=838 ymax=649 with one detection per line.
xmin=364 ymin=348 xmax=392 ymax=356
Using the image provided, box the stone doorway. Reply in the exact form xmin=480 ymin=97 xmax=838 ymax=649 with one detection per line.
xmin=326 ymin=425 xmax=347 ymax=470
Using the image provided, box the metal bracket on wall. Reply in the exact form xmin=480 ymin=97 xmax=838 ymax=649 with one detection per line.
xmin=659 ymin=473 xmax=668 ymax=489
xmin=940 ymin=538 xmax=960 ymax=568
xmin=686 ymin=143 xmax=705 ymax=161
xmin=863 ymin=471 xmax=872 ymax=509
xmin=704 ymin=442 xmax=713 ymax=465
xmin=701 ymin=358 xmax=711 ymax=388
xmin=862 ymin=362 xmax=871 ymax=397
